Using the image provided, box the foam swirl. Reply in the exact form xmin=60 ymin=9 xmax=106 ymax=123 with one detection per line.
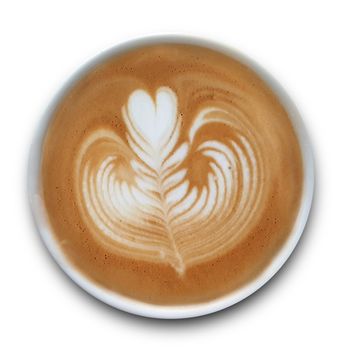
xmin=76 ymin=87 xmax=263 ymax=275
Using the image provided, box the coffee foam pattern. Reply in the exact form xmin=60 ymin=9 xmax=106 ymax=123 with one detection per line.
xmin=76 ymin=87 xmax=264 ymax=275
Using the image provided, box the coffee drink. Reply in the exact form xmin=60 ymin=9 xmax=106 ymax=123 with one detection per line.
xmin=40 ymin=43 xmax=303 ymax=305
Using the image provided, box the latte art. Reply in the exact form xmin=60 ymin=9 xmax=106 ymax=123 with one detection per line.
xmin=76 ymin=87 xmax=263 ymax=274
xmin=40 ymin=43 xmax=303 ymax=305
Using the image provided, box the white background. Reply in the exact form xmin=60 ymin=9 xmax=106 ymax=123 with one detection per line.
xmin=1 ymin=0 xmax=349 ymax=348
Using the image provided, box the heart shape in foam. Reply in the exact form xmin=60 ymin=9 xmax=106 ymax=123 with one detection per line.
xmin=127 ymin=88 xmax=177 ymax=149
xmin=76 ymin=87 xmax=263 ymax=275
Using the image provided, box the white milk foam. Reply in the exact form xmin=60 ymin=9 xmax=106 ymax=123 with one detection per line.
xmin=76 ymin=87 xmax=263 ymax=275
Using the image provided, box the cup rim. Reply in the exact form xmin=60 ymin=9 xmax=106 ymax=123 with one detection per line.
xmin=28 ymin=34 xmax=314 ymax=319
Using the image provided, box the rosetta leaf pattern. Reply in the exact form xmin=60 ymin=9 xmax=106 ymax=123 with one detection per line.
xmin=77 ymin=87 xmax=261 ymax=275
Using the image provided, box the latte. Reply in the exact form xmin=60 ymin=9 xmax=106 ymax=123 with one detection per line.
xmin=40 ymin=43 xmax=303 ymax=305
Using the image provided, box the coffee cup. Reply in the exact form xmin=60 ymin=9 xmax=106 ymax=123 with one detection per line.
xmin=28 ymin=35 xmax=314 ymax=319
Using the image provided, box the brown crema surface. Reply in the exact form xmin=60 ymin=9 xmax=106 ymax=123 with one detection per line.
xmin=41 ymin=44 xmax=303 ymax=305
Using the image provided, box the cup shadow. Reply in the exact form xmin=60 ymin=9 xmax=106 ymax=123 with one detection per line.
xmin=26 ymin=160 xmax=318 ymax=330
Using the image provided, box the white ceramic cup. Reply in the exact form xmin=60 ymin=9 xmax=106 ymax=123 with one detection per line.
xmin=28 ymin=35 xmax=314 ymax=319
